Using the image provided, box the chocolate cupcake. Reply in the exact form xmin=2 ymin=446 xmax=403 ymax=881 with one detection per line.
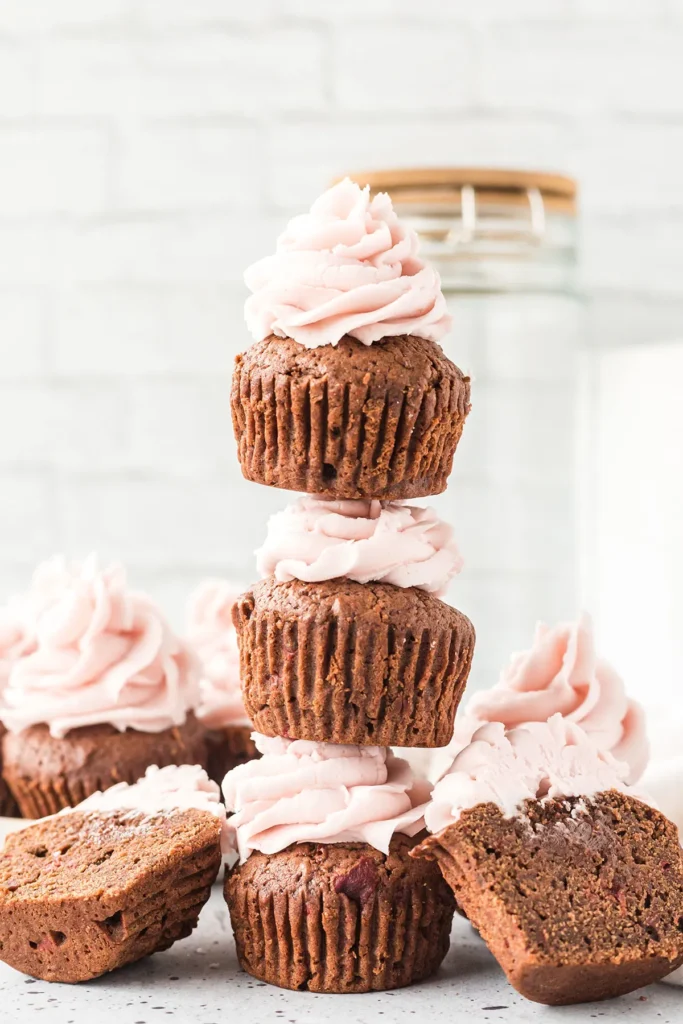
xmin=0 ymin=598 xmax=35 ymax=818
xmin=2 ymin=716 xmax=207 ymax=819
xmin=186 ymin=579 xmax=259 ymax=786
xmin=223 ymin=736 xmax=454 ymax=992
xmin=233 ymin=178 xmax=470 ymax=501
xmin=0 ymin=724 xmax=19 ymax=817
xmin=0 ymin=765 xmax=226 ymax=983
xmin=414 ymin=715 xmax=683 ymax=1004
xmin=0 ymin=556 xmax=208 ymax=819
xmin=235 ymin=498 xmax=475 ymax=747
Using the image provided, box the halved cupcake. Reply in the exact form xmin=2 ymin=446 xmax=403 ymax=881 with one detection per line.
xmin=0 ymin=765 xmax=226 ymax=983
xmin=223 ymin=735 xmax=454 ymax=993
xmin=1 ymin=556 xmax=207 ymax=818
xmin=187 ymin=578 xmax=258 ymax=785
xmin=232 ymin=178 xmax=470 ymax=501
xmin=414 ymin=715 xmax=683 ymax=1005
xmin=234 ymin=497 xmax=475 ymax=747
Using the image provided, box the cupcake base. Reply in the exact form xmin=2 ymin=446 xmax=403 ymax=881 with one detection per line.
xmin=225 ymin=834 xmax=454 ymax=993
xmin=205 ymin=724 xmax=259 ymax=788
xmin=1 ymin=713 xmax=208 ymax=819
xmin=0 ymin=723 xmax=20 ymax=818
xmin=231 ymin=333 xmax=470 ymax=501
xmin=0 ymin=807 xmax=222 ymax=983
xmin=234 ymin=577 xmax=475 ymax=748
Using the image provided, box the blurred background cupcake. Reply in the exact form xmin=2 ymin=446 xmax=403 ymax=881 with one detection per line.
xmin=186 ymin=579 xmax=258 ymax=786
xmin=0 ymin=598 xmax=34 ymax=817
xmin=0 ymin=555 xmax=207 ymax=818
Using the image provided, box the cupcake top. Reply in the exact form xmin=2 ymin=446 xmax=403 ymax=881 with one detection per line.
xmin=425 ymin=714 xmax=632 ymax=836
xmin=244 ymin=178 xmax=451 ymax=349
xmin=0 ymin=555 xmax=199 ymax=739
xmin=224 ymin=735 xmax=429 ymax=862
xmin=256 ymin=497 xmax=463 ymax=597
xmin=186 ymin=579 xmax=249 ymax=731
xmin=453 ymin=614 xmax=648 ymax=784
xmin=77 ymin=763 xmax=226 ymax=828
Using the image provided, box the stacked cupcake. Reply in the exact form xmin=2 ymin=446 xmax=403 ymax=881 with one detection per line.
xmin=223 ymin=178 xmax=476 ymax=992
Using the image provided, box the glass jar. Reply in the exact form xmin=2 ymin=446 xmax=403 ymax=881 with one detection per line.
xmin=351 ymin=168 xmax=582 ymax=694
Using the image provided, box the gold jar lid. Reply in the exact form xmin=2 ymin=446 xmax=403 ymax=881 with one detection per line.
xmin=334 ymin=168 xmax=578 ymax=292
xmin=337 ymin=167 xmax=577 ymax=217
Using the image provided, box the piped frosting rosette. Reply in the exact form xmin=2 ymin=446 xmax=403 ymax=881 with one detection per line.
xmin=186 ymin=579 xmax=249 ymax=731
xmin=452 ymin=613 xmax=648 ymax=784
xmin=244 ymin=177 xmax=451 ymax=348
xmin=0 ymin=597 xmax=35 ymax=696
xmin=425 ymin=714 xmax=633 ymax=836
xmin=224 ymin=735 xmax=430 ymax=862
xmin=0 ymin=555 xmax=200 ymax=738
xmin=256 ymin=496 xmax=463 ymax=597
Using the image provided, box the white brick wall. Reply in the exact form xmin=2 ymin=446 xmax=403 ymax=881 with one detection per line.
xmin=0 ymin=1 xmax=680 ymax=692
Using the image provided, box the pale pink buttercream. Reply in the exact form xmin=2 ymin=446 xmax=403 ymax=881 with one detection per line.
xmin=76 ymin=764 xmax=229 ymax=852
xmin=425 ymin=714 xmax=631 ymax=836
xmin=244 ymin=178 xmax=451 ymax=349
xmin=256 ymin=497 xmax=463 ymax=596
xmin=0 ymin=555 xmax=200 ymax=738
xmin=186 ymin=579 xmax=249 ymax=731
xmin=453 ymin=614 xmax=648 ymax=784
xmin=0 ymin=596 xmax=35 ymax=694
xmin=223 ymin=735 xmax=430 ymax=862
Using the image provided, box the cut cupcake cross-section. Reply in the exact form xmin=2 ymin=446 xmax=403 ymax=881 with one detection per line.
xmin=234 ymin=497 xmax=475 ymax=747
xmin=232 ymin=178 xmax=470 ymax=501
xmin=0 ymin=765 xmax=227 ymax=983
xmin=414 ymin=715 xmax=683 ymax=1005
xmin=222 ymin=736 xmax=454 ymax=993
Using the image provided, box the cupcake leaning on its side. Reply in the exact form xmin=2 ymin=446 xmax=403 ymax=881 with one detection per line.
xmin=0 ymin=765 xmax=227 ymax=983
xmin=223 ymin=735 xmax=454 ymax=993
xmin=186 ymin=579 xmax=258 ymax=786
xmin=414 ymin=716 xmax=683 ymax=1005
xmin=235 ymin=497 xmax=475 ymax=747
xmin=0 ymin=556 xmax=208 ymax=819
xmin=0 ymin=599 xmax=35 ymax=817
xmin=232 ymin=178 xmax=470 ymax=501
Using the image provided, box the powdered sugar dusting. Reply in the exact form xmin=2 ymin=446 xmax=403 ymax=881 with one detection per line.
xmin=76 ymin=764 xmax=230 ymax=852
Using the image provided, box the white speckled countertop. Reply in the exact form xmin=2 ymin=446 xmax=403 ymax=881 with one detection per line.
xmin=0 ymin=885 xmax=680 ymax=1024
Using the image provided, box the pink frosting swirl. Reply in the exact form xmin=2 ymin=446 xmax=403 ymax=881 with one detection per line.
xmin=0 ymin=555 xmax=200 ymax=738
xmin=187 ymin=579 xmax=249 ymax=731
xmin=0 ymin=597 xmax=35 ymax=694
xmin=453 ymin=614 xmax=648 ymax=784
xmin=256 ymin=497 xmax=463 ymax=596
xmin=223 ymin=735 xmax=430 ymax=862
xmin=426 ymin=715 xmax=632 ymax=835
xmin=244 ymin=178 xmax=451 ymax=349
